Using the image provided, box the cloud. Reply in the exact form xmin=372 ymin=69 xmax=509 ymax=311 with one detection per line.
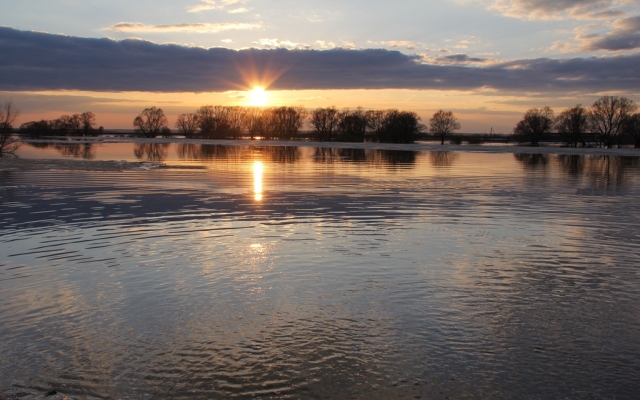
xmin=227 ymin=7 xmax=249 ymax=13
xmin=107 ymin=22 xmax=262 ymax=33
xmin=488 ymin=0 xmax=637 ymax=20
xmin=188 ymin=0 xmax=245 ymax=13
xmin=553 ymin=14 xmax=640 ymax=51
xmin=254 ymin=38 xmax=311 ymax=49
xmin=419 ymin=53 xmax=496 ymax=65
xmin=0 ymin=28 xmax=639 ymax=95
xmin=371 ymin=40 xmax=420 ymax=50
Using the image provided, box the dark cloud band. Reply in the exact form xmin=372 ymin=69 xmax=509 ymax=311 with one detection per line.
xmin=1 ymin=27 xmax=639 ymax=93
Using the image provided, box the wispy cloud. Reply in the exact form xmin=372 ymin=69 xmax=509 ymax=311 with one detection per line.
xmin=253 ymin=38 xmax=311 ymax=49
xmin=487 ymin=0 xmax=634 ymax=20
xmin=188 ymin=0 xmax=246 ymax=13
xmin=551 ymin=14 xmax=640 ymax=51
xmin=107 ymin=22 xmax=262 ymax=33
xmin=1 ymin=28 xmax=639 ymax=95
xmin=370 ymin=40 xmax=420 ymax=50
xmin=228 ymin=7 xmax=249 ymax=13
xmin=419 ymin=53 xmax=497 ymax=65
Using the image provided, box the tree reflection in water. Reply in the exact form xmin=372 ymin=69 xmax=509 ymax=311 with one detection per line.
xmin=429 ymin=151 xmax=459 ymax=168
xmin=514 ymin=153 xmax=550 ymax=170
xmin=134 ymin=143 xmax=170 ymax=162
xmin=25 ymin=142 xmax=95 ymax=160
xmin=367 ymin=150 xmax=417 ymax=166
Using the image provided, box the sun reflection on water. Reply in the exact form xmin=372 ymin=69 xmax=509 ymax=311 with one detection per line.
xmin=253 ymin=161 xmax=263 ymax=201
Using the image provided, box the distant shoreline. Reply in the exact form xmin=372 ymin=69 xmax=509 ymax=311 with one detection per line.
xmin=13 ymin=137 xmax=640 ymax=157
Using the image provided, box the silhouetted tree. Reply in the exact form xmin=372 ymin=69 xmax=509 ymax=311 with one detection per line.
xmin=337 ymin=108 xmax=368 ymax=142
xmin=195 ymin=105 xmax=233 ymax=139
xmin=429 ymin=110 xmax=460 ymax=145
xmin=0 ymin=100 xmax=20 ymax=156
xmin=50 ymin=115 xmax=74 ymax=136
xmin=310 ymin=107 xmax=340 ymax=141
xmin=133 ymin=107 xmax=168 ymax=138
xmin=589 ymin=96 xmax=636 ymax=148
xmin=175 ymin=113 xmax=199 ymax=137
xmin=513 ymin=107 xmax=554 ymax=146
xmin=375 ymin=109 xmax=422 ymax=143
xmin=79 ymin=111 xmax=97 ymax=136
xmin=20 ymin=120 xmax=51 ymax=138
xmin=624 ymin=113 xmax=640 ymax=148
xmin=555 ymin=105 xmax=588 ymax=148
xmin=243 ymin=108 xmax=264 ymax=139
xmin=269 ymin=106 xmax=306 ymax=140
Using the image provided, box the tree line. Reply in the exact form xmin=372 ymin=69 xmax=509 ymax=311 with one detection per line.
xmin=18 ymin=112 xmax=101 ymax=138
xmin=4 ymin=94 xmax=640 ymax=154
xmin=136 ymin=105 xmax=458 ymax=144
xmin=514 ymin=96 xmax=640 ymax=148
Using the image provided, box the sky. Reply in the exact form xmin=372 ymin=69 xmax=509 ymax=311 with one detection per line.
xmin=1 ymin=0 xmax=640 ymax=132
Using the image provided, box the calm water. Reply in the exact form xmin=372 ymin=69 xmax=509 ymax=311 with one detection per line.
xmin=2 ymin=143 xmax=640 ymax=399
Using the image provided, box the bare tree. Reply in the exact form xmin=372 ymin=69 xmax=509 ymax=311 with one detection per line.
xmin=226 ymin=106 xmax=247 ymax=139
xmin=175 ymin=113 xmax=199 ymax=137
xmin=589 ymin=96 xmax=637 ymax=148
xmin=429 ymin=110 xmax=461 ymax=145
xmin=310 ymin=107 xmax=340 ymax=141
xmin=243 ymin=108 xmax=264 ymax=139
xmin=79 ymin=111 xmax=97 ymax=136
xmin=555 ymin=105 xmax=588 ymax=148
xmin=624 ymin=113 xmax=640 ymax=148
xmin=513 ymin=107 xmax=553 ymax=146
xmin=374 ymin=109 xmax=422 ymax=143
xmin=0 ymin=100 xmax=20 ymax=156
xmin=337 ymin=108 xmax=368 ymax=142
xmin=51 ymin=115 xmax=74 ymax=136
xmin=195 ymin=105 xmax=232 ymax=139
xmin=69 ymin=114 xmax=82 ymax=135
xmin=133 ymin=107 xmax=168 ymax=138
xmin=269 ymin=106 xmax=306 ymax=140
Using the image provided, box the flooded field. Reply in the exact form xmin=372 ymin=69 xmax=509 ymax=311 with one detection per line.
xmin=1 ymin=142 xmax=640 ymax=399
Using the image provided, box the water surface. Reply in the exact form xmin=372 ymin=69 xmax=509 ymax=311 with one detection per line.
xmin=2 ymin=143 xmax=640 ymax=399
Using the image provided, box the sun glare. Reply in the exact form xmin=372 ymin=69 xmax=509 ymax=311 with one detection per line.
xmin=248 ymin=87 xmax=269 ymax=107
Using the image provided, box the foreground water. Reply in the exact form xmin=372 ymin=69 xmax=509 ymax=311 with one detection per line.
xmin=1 ymin=143 xmax=640 ymax=399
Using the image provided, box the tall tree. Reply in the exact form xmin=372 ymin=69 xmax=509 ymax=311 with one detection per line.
xmin=0 ymin=100 xmax=20 ymax=156
xmin=513 ymin=107 xmax=553 ymax=146
xmin=555 ymin=105 xmax=588 ymax=148
xmin=310 ymin=107 xmax=340 ymax=141
xmin=624 ymin=113 xmax=640 ymax=148
xmin=429 ymin=110 xmax=460 ymax=145
xmin=175 ymin=113 xmax=199 ymax=137
xmin=79 ymin=111 xmax=97 ymax=136
xmin=270 ymin=106 xmax=306 ymax=140
xmin=337 ymin=108 xmax=368 ymax=142
xmin=589 ymin=96 xmax=637 ymax=148
xmin=133 ymin=107 xmax=168 ymax=138
xmin=373 ymin=109 xmax=422 ymax=143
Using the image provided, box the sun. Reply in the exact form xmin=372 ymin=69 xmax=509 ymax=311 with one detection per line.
xmin=248 ymin=87 xmax=269 ymax=107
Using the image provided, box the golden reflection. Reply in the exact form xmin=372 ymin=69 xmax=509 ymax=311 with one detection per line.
xmin=253 ymin=161 xmax=263 ymax=201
